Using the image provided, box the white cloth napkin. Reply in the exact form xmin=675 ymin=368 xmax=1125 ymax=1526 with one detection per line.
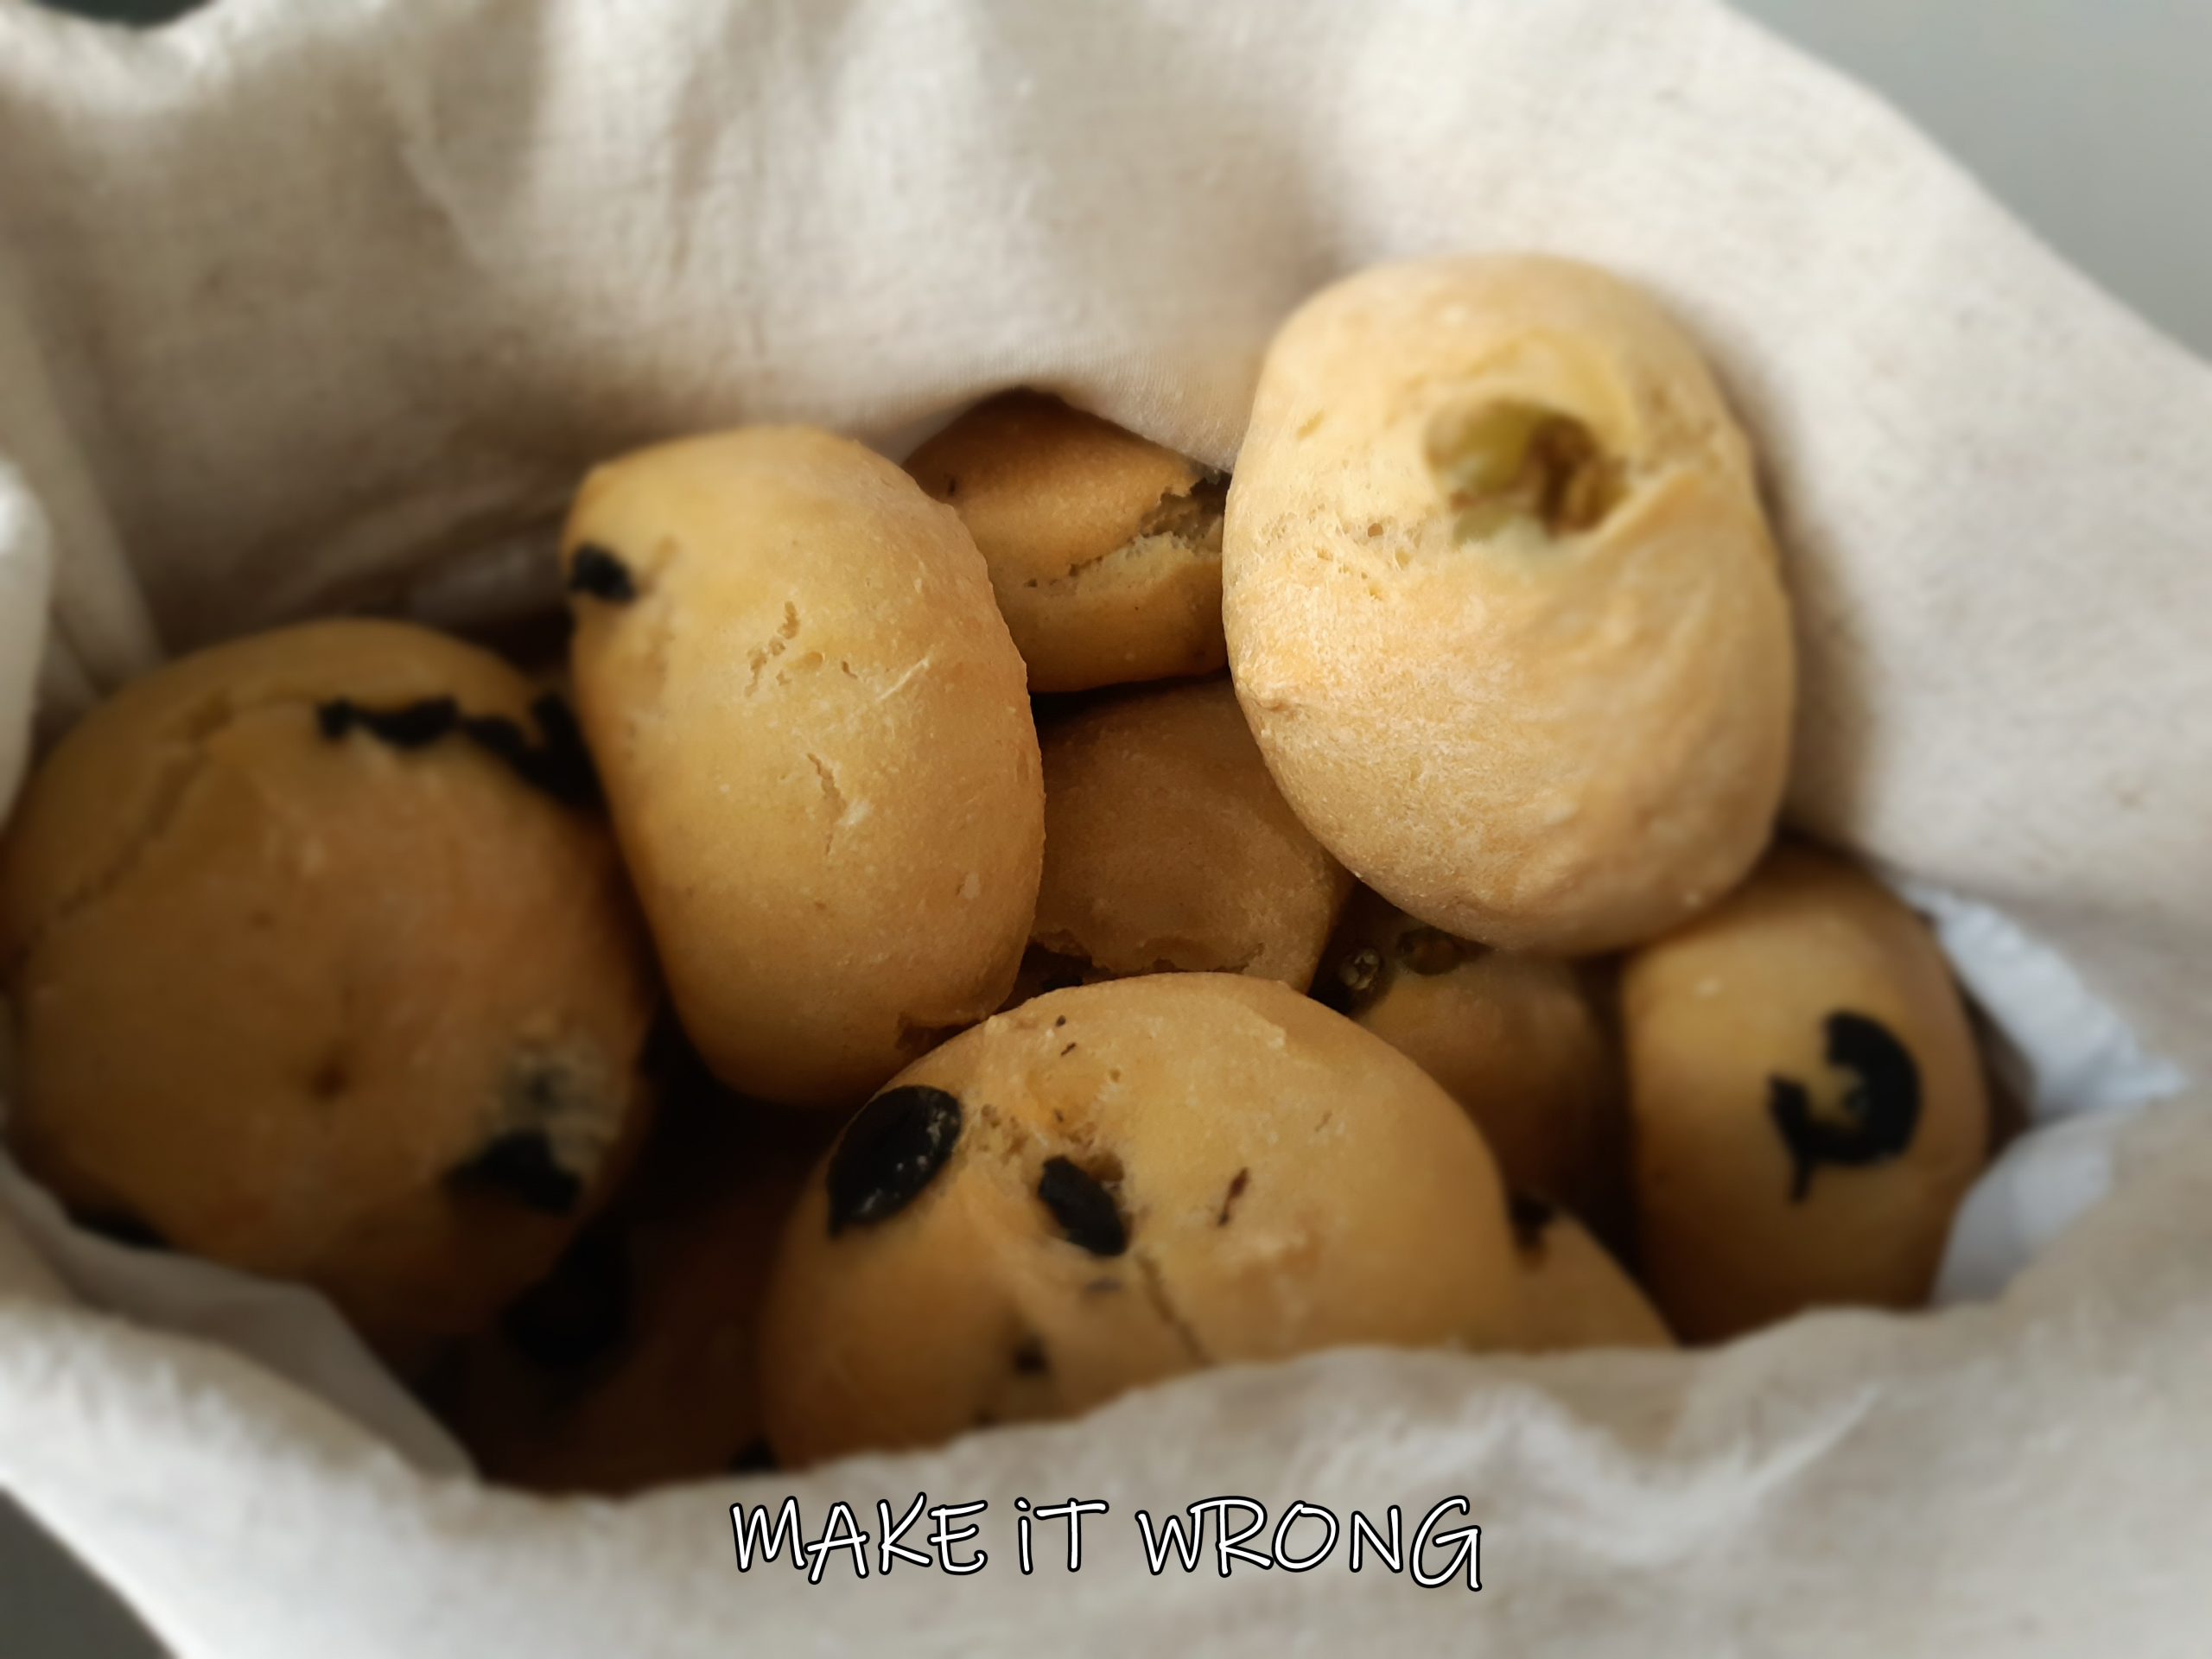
xmin=0 ymin=0 xmax=2206 ymax=1652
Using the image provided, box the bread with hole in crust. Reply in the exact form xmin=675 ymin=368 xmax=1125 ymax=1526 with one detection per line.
xmin=1224 ymin=255 xmax=1795 ymax=955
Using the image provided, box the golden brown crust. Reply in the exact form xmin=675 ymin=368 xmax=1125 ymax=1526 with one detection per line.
xmin=563 ymin=427 xmax=1045 ymax=1108
xmin=758 ymin=974 xmax=1522 ymax=1466
xmin=0 ymin=620 xmax=657 ymax=1361
xmin=1316 ymin=889 xmax=1624 ymax=1228
xmin=1032 ymin=678 xmax=1351 ymax=990
xmin=907 ymin=391 xmax=1227 ymax=693
xmin=1224 ymin=256 xmax=1795 ymax=955
xmin=1622 ymin=843 xmax=1991 ymax=1342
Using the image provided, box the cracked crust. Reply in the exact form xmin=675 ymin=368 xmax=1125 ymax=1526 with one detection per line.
xmin=562 ymin=427 xmax=1044 ymax=1108
xmin=1029 ymin=677 xmax=1351 ymax=992
xmin=756 ymin=974 xmax=1522 ymax=1467
xmin=906 ymin=391 xmax=1228 ymax=694
xmin=0 ymin=620 xmax=658 ymax=1363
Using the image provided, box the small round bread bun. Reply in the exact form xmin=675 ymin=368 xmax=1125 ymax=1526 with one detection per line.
xmin=1314 ymin=890 xmax=1621 ymax=1224
xmin=428 ymin=1033 xmax=828 ymax=1492
xmin=1032 ymin=678 xmax=1351 ymax=991
xmin=562 ymin=427 xmax=1045 ymax=1108
xmin=1621 ymin=843 xmax=1990 ymax=1343
xmin=1507 ymin=1195 xmax=1672 ymax=1352
xmin=0 ymin=620 xmax=656 ymax=1363
xmin=1224 ymin=255 xmax=1795 ymax=954
xmin=906 ymin=391 xmax=1228 ymax=693
xmin=758 ymin=973 xmax=1522 ymax=1466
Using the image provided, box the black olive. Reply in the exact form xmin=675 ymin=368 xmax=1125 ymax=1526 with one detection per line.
xmin=320 ymin=692 xmax=601 ymax=809
xmin=460 ymin=696 xmax=601 ymax=808
xmin=567 ymin=543 xmax=639 ymax=603
xmin=1037 ymin=1156 xmax=1127 ymax=1257
xmin=1767 ymin=1011 xmax=1922 ymax=1202
xmin=317 ymin=696 xmax=461 ymax=747
xmin=449 ymin=1130 xmax=585 ymax=1215
xmin=826 ymin=1085 xmax=963 ymax=1236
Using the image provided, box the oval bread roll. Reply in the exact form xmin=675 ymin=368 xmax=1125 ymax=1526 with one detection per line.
xmin=1224 ymin=255 xmax=1795 ymax=954
xmin=562 ymin=427 xmax=1045 ymax=1108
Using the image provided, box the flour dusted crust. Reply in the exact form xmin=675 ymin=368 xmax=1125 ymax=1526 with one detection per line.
xmin=1621 ymin=844 xmax=1990 ymax=1343
xmin=1315 ymin=889 xmax=1623 ymax=1228
xmin=906 ymin=391 xmax=1228 ymax=693
xmin=1509 ymin=1197 xmax=1673 ymax=1351
xmin=0 ymin=620 xmax=657 ymax=1364
xmin=1224 ymin=255 xmax=1795 ymax=955
xmin=1032 ymin=677 xmax=1351 ymax=991
xmin=562 ymin=427 xmax=1045 ymax=1108
xmin=756 ymin=973 xmax=1522 ymax=1466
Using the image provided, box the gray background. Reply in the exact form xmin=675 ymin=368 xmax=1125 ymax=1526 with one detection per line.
xmin=1735 ymin=0 xmax=2212 ymax=359
xmin=3 ymin=1 xmax=2208 ymax=1655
